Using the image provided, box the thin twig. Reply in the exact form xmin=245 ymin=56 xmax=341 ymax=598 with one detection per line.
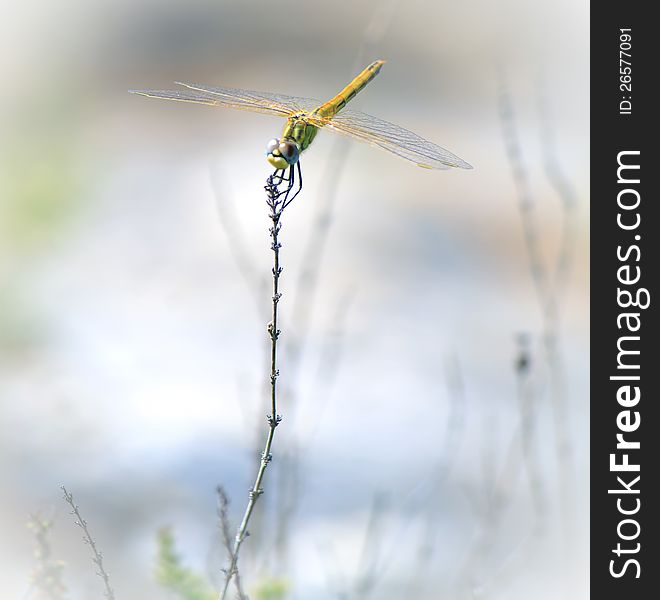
xmin=537 ymin=71 xmax=579 ymax=308
xmin=537 ymin=67 xmax=581 ymax=599
xmin=514 ymin=334 xmax=546 ymax=520
xmin=496 ymin=70 xmax=549 ymax=306
xmin=216 ymin=487 xmax=247 ymax=600
xmin=465 ymin=336 xmax=546 ymax=597
xmin=456 ymin=336 xmax=547 ymax=597
xmin=274 ymin=4 xmax=400 ymax=571
xmin=316 ymin=494 xmax=389 ymax=600
xmin=351 ymin=493 xmax=389 ymax=599
xmin=219 ymin=167 xmax=299 ymax=599
xmin=497 ymin=69 xmax=578 ymax=595
xmin=536 ymin=66 xmax=579 ymax=502
xmin=209 ymin=164 xmax=274 ymax=568
xmin=408 ymin=355 xmax=467 ymax=595
xmin=61 ymin=487 xmax=115 ymax=600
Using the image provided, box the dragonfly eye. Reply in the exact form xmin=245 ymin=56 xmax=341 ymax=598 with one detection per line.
xmin=266 ymin=138 xmax=280 ymax=154
xmin=266 ymin=138 xmax=299 ymax=169
xmin=278 ymin=140 xmax=299 ymax=164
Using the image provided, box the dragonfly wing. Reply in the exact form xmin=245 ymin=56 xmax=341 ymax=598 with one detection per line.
xmin=313 ymin=108 xmax=472 ymax=170
xmin=130 ymin=83 xmax=322 ymax=118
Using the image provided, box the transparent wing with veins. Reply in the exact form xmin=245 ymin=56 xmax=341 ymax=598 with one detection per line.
xmin=129 ymin=82 xmax=320 ymax=118
xmin=308 ymin=109 xmax=472 ymax=170
xmin=130 ymin=83 xmax=471 ymax=170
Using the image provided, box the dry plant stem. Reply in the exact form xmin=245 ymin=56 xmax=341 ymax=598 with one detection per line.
xmin=61 ymin=487 xmax=115 ymax=600
xmin=537 ymin=70 xmax=579 ymax=504
xmin=351 ymin=494 xmax=388 ymax=599
xmin=462 ymin=342 xmax=546 ymax=597
xmin=497 ymin=70 xmax=575 ymax=566
xmin=220 ymin=173 xmax=292 ymax=600
xmin=537 ymin=71 xmax=581 ymax=599
xmin=216 ymin=487 xmax=246 ymax=600
xmin=515 ymin=336 xmax=546 ymax=520
xmin=409 ymin=355 xmax=466 ymax=594
xmin=274 ymin=5 xmax=400 ymax=565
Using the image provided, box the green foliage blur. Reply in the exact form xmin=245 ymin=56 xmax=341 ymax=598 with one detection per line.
xmin=155 ymin=528 xmax=288 ymax=600
xmin=155 ymin=528 xmax=216 ymax=600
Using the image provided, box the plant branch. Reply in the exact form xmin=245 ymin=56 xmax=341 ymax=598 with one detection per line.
xmin=216 ymin=487 xmax=247 ymax=600
xmin=61 ymin=487 xmax=115 ymax=600
xmin=219 ymin=167 xmax=299 ymax=599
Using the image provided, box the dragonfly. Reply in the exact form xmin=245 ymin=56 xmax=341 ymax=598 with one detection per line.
xmin=130 ymin=60 xmax=471 ymax=183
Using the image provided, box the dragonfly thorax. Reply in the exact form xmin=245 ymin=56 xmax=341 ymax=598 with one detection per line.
xmin=266 ymin=117 xmax=318 ymax=169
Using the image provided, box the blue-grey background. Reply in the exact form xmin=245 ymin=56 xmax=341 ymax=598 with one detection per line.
xmin=1 ymin=0 xmax=588 ymax=598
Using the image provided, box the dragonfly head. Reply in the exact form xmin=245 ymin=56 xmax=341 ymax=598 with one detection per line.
xmin=266 ymin=138 xmax=300 ymax=169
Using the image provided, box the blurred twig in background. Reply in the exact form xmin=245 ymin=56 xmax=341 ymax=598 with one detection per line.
xmin=61 ymin=487 xmax=116 ymax=600
xmin=216 ymin=487 xmax=247 ymax=600
xmin=498 ymin=68 xmax=576 ymax=491
xmin=25 ymin=513 xmax=68 ymax=600
xmin=408 ymin=354 xmax=467 ymax=598
xmin=318 ymin=493 xmax=390 ymax=600
xmin=350 ymin=493 xmax=390 ymax=600
xmin=315 ymin=354 xmax=468 ymax=600
xmin=210 ymin=167 xmax=269 ymax=321
xmin=537 ymin=70 xmax=579 ymax=315
xmin=287 ymin=0 xmax=400 ymax=374
xmin=536 ymin=66 xmax=579 ymax=527
xmin=293 ymin=286 xmax=356 ymax=446
xmin=458 ymin=335 xmax=547 ymax=598
xmin=496 ymin=66 xmax=580 ymax=595
xmin=497 ymin=69 xmax=549 ymax=303
xmin=514 ymin=333 xmax=546 ymax=521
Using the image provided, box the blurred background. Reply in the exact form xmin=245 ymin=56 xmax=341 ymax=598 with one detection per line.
xmin=1 ymin=0 xmax=588 ymax=598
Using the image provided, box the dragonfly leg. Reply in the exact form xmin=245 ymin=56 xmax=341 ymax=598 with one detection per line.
xmin=265 ymin=162 xmax=303 ymax=213
xmin=281 ymin=161 xmax=302 ymax=210
xmin=271 ymin=168 xmax=288 ymax=187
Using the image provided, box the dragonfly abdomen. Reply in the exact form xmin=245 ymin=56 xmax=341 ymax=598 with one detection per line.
xmin=313 ymin=59 xmax=385 ymax=118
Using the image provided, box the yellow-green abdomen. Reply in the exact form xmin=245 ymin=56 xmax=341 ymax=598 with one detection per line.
xmin=274 ymin=60 xmax=386 ymax=165
xmin=313 ymin=59 xmax=386 ymax=118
